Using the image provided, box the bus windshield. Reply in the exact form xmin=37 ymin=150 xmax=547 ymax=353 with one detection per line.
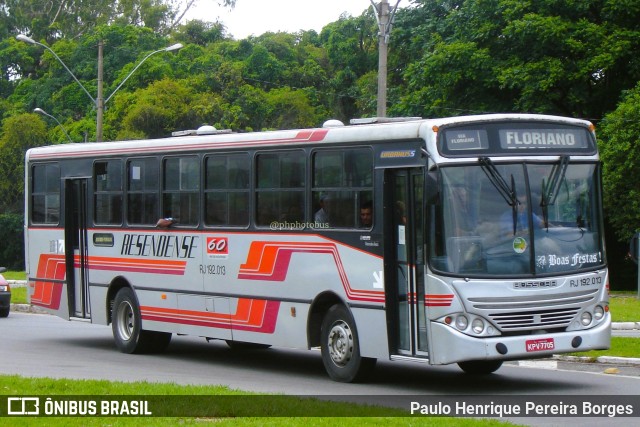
xmin=429 ymin=161 xmax=605 ymax=277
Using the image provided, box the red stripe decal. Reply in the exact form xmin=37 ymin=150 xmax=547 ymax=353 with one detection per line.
xmin=238 ymin=241 xmax=384 ymax=303
xmin=30 ymin=254 xmax=66 ymax=309
xmin=29 ymin=129 xmax=330 ymax=159
xmin=141 ymin=299 xmax=280 ymax=333
xmin=425 ymin=294 xmax=455 ymax=307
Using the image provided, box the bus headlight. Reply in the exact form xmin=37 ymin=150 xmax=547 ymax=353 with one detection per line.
xmin=471 ymin=318 xmax=485 ymax=334
xmin=593 ymin=305 xmax=605 ymax=320
xmin=439 ymin=313 xmax=498 ymax=337
xmin=455 ymin=315 xmax=468 ymax=330
xmin=580 ymin=311 xmax=592 ymax=326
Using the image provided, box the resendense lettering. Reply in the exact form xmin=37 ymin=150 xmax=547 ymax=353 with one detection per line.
xmin=505 ymin=131 xmax=576 ymax=146
xmin=121 ymin=234 xmax=198 ymax=259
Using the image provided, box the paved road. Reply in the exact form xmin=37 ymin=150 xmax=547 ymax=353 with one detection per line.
xmin=1 ymin=312 xmax=639 ymax=426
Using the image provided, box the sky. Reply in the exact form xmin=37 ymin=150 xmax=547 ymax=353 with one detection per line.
xmin=184 ymin=0 xmax=372 ymax=39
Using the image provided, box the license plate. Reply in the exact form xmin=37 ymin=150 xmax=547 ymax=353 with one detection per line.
xmin=525 ymin=338 xmax=555 ymax=352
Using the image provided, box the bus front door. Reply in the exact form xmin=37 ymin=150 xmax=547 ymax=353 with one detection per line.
xmin=64 ymin=178 xmax=91 ymax=319
xmin=385 ymin=168 xmax=428 ymax=356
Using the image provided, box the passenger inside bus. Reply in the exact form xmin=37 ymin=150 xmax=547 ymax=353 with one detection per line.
xmin=360 ymin=201 xmax=373 ymax=228
xmin=395 ymin=201 xmax=407 ymax=225
xmin=315 ymin=195 xmax=330 ymax=224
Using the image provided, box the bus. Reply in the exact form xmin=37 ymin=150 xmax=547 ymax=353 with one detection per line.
xmin=25 ymin=114 xmax=610 ymax=382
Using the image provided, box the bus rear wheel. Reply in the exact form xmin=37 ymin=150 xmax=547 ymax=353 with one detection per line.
xmin=112 ymin=287 xmax=171 ymax=354
xmin=457 ymin=360 xmax=503 ymax=375
xmin=320 ymin=304 xmax=376 ymax=382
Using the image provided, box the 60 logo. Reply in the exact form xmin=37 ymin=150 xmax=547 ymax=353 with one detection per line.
xmin=206 ymin=237 xmax=228 ymax=256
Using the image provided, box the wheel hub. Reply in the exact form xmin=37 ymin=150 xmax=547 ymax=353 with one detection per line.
xmin=327 ymin=321 xmax=354 ymax=367
xmin=116 ymin=301 xmax=134 ymax=341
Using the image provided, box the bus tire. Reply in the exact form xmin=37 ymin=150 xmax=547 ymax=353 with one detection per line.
xmin=112 ymin=287 xmax=171 ymax=354
xmin=457 ymin=360 xmax=503 ymax=375
xmin=320 ymin=304 xmax=376 ymax=382
xmin=0 ymin=307 xmax=8 ymax=318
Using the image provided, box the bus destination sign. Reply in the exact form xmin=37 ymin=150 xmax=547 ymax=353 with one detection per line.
xmin=441 ymin=122 xmax=594 ymax=156
xmin=443 ymin=130 xmax=488 ymax=151
xmin=499 ymin=129 xmax=588 ymax=150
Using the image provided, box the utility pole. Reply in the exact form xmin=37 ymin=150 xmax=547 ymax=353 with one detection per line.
xmin=370 ymin=1 xmax=400 ymax=118
xmin=17 ymin=34 xmax=181 ymax=143
xmin=96 ymin=40 xmax=104 ymax=142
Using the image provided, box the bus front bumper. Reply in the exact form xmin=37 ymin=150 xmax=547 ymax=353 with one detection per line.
xmin=429 ymin=316 xmax=611 ymax=365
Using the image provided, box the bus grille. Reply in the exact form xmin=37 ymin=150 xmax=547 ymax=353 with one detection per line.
xmin=487 ymin=308 xmax=580 ymax=330
xmin=468 ymin=289 xmax=597 ymax=332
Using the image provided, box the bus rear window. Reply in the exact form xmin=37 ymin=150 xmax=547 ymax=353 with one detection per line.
xmin=31 ymin=163 xmax=60 ymax=225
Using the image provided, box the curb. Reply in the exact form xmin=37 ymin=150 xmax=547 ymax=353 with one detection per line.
xmin=6 ymin=280 xmax=27 ymax=287
xmin=10 ymin=303 xmax=49 ymax=314
xmin=553 ymin=355 xmax=640 ymax=366
xmin=613 ymin=322 xmax=640 ymax=330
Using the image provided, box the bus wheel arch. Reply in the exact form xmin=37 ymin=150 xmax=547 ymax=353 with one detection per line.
xmin=106 ymin=276 xmax=130 ymax=325
xmin=110 ymin=284 xmax=171 ymax=354
xmin=307 ymin=291 xmax=343 ymax=349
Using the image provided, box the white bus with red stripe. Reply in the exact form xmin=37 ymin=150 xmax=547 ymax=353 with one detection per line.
xmin=25 ymin=114 xmax=610 ymax=382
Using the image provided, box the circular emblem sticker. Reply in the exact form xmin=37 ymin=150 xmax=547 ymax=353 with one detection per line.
xmin=512 ymin=237 xmax=527 ymax=254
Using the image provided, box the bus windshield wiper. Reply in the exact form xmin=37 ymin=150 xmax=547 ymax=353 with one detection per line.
xmin=540 ymin=155 xmax=570 ymax=228
xmin=479 ymin=157 xmax=519 ymax=234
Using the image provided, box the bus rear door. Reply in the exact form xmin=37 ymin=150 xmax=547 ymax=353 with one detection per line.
xmin=64 ymin=178 xmax=91 ymax=319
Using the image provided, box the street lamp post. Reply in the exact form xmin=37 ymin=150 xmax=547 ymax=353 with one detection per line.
xmin=17 ymin=34 xmax=182 ymax=142
xmin=34 ymin=108 xmax=73 ymax=143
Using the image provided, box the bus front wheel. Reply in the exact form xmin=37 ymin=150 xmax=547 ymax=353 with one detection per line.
xmin=457 ymin=360 xmax=503 ymax=375
xmin=320 ymin=304 xmax=376 ymax=382
xmin=112 ymin=287 xmax=171 ymax=354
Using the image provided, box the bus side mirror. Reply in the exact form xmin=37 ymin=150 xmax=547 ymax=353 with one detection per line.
xmin=629 ymin=233 xmax=640 ymax=264
xmin=425 ymin=170 xmax=439 ymax=204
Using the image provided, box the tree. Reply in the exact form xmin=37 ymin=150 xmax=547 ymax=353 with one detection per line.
xmin=107 ymin=78 xmax=223 ymax=139
xmin=0 ymin=0 xmax=238 ymax=40
xmin=244 ymin=44 xmax=286 ymax=88
xmin=174 ymin=19 xmax=227 ymax=46
xmin=594 ymin=83 xmax=640 ymax=289
xmin=0 ymin=113 xmax=48 ymax=213
xmin=392 ymin=0 xmax=640 ymax=120
xmin=599 ymin=84 xmax=640 ymax=242
xmin=263 ymin=87 xmax=321 ymax=130
xmin=320 ymin=10 xmax=377 ymax=121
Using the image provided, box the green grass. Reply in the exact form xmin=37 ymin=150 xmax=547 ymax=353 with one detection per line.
xmin=3 ymin=270 xmax=26 ymax=280
xmin=568 ymin=336 xmax=640 ymax=359
xmin=9 ymin=285 xmax=26 ymax=303
xmin=609 ymin=292 xmax=640 ymax=322
xmin=0 ymin=375 xmax=516 ymax=426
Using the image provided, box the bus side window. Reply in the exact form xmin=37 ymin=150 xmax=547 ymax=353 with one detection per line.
xmin=312 ymin=148 xmax=373 ymax=228
xmin=204 ymin=153 xmax=250 ymax=227
xmin=127 ymin=158 xmax=158 ymax=226
xmin=94 ymin=160 xmax=123 ymax=225
xmin=163 ymin=156 xmax=200 ymax=226
xmin=255 ymin=151 xmax=305 ymax=227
